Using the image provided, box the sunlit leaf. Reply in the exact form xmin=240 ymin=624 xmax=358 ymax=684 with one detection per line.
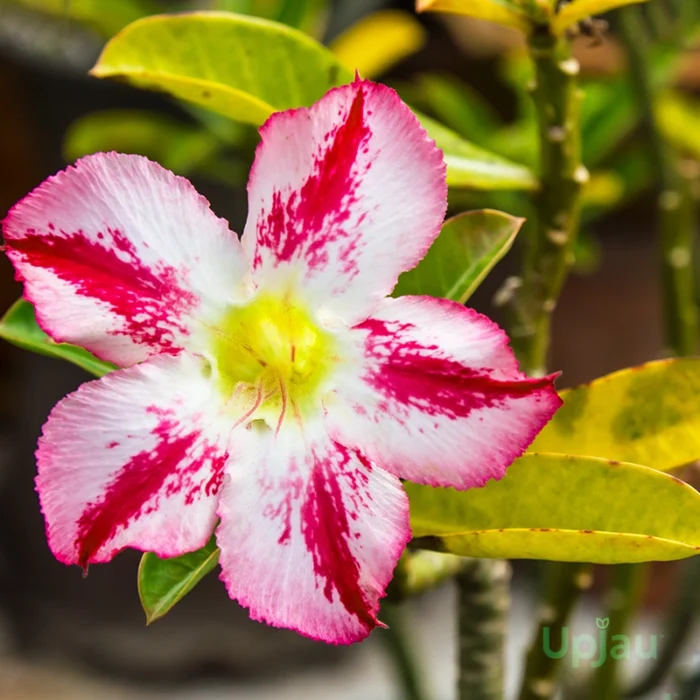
xmin=394 ymin=210 xmax=522 ymax=302
xmin=532 ymin=359 xmax=700 ymax=471
xmin=416 ymin=0 xmax=530 ymax=32
xmin=91 ymin=12 xmax=347 ymax=126
xmin=330 ymin=10 xmax=426 ymax=79
xmin=408 ymin=453 xmax=700 ymax=563
xmin=91 ymin=13 xmax=533 ymax=191
xmin=421 ymin=114 xmax=539 ymax=190
xmin=553 ymin=0 xmax=649 ymax=34
xmin=138 ymin=536 xmax=220 ymax=624
xmin=0 ymin=299 xmax=114 ymax=376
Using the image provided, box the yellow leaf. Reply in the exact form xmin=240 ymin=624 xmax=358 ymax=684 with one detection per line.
xmin=552 ymin=0 xmax=649 ymax=35
xmin=416 ymin=0 xmax=531 ymax=33
xmin=330 ymin=10 xmax=427 ymax=79
xmin=532 ymin=358 xmax=700 ymax=470
xmin=408 ymin=454 xmax=700 ymax=563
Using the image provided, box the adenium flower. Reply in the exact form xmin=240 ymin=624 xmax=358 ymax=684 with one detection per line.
xmin=2 ymin=78 xmax=560 ymax=644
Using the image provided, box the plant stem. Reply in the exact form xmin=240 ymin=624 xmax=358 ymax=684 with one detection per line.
xmin=382 ymin=603 xmax=429 ymax=700
xmin=619 ymin=4 xmax=699 ymax=358
xmin=511 ymin=30 xmax=587 ymax=377
xmin=517 ymin=563 xmax=594 ymax=700
xmin=590 ymin=564 xmax=648 ymax=700
xmin=511 ymin=24 xmax=588 ymax=700
xmin=457 ymin=559 xmax=511 ymax=700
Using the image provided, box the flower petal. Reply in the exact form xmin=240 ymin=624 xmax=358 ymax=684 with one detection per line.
xmin=3 ymin=153 xmax=248 ymax=366
xmin=37 ymin=354 xmax=232 ymax=567
xmin=242 ymin=78 xmax=447 ymax=324
xmin=216 ymin=420 xmax=410 ymax=644
xmin=325 ymin=296 xmax=562 ymax=489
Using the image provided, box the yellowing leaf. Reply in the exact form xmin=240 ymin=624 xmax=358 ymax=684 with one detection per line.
xmin=408 ymin=454 xmax=700 ymax=564
xmin=416 ymin=0 xmax=531 ymax=32
xmin=532 ymin=358 xmax=700 ymax=471
xmin=394 ymin=209 xmax=523 ymax=302
xmin=330 ymin=10 xmax=426 ymax=79
xmin=91 ymin=12 xmax=349 ymax=126
xmin=657 ymin=91 xmax=700 ymax=161
xmin=552 ymin=0 xmax=649 ymax=34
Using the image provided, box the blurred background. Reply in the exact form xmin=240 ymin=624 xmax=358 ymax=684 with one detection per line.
xmin=0 ymin=0 xmax=698 ymax=698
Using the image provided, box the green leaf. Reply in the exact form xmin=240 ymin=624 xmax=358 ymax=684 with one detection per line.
xmin=553 ymin=0 xmax=649 ymax=34
xmin=275 ymin=0 xmax=309 ymax=28
xmin=394 ymin=210 xmax=522 ymax=302
xmin=416 ymin=0 xmax=531 ymax=32
xmin=420 ymin=114 xmax=539 ymax=191
xmin=5 ymin=0 xmax=154 ymax=37
xmin=408 ymin=453 xmax=700 ymax=564
xmin=330 ymin=10 xmax=426 ymax=79
xmin=415 ymin=73 xmax=501 ymax=144
xmin=0 ymin=299 xmax=114 ymax=377
xmin=581 ymin=80 xmax=636 ymax=168
xmin=91 ymin=12 xmax=349 ymax=127
xmin=138 ymin=537 xmax=220 ymax=624
xmin=63 ymin=110 xmax=245 ymax=186
xmin=532 ymin=358 xmax=700 ymax=471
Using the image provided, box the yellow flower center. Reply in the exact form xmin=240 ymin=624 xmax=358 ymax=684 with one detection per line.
xmin=209 ymin=293 xmax=338 ymax=425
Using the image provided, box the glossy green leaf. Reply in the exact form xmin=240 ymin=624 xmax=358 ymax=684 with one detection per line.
xmin=553 ymin=0 xmax=649 ymax=34
xmin=394 ymin=210 xmax=522 ymax=302
xmin=0 ymin=299 xmax=114 ymax=377
xmin=91 ymin=12 xmax=349 ymax=126
xmin=532 ymin=358 xmax=700 ymax=471
xmin=330 ymin=10 xmax=426 ymax=79
xmin=421 ymin=114 xmax=538 ymax=191
xmin=408 ymin=454 xmax=700 ymax=563
xmin=416 ymin=0 xmax=530 ymax=32
xmin=138 ymin=536 xmax=220 ymax=624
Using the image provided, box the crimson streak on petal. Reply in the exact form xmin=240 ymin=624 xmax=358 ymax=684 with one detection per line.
xmin=358 ymin=316 xmax=558 ymax=419
xmin=255 ymin=84 xmax=371 ymax=274
xmin=301 ymin=442 xmax=375 ymax=631
xmin=75 ymin=410 xmax=227 ymax=568
xmin=8 ymin=228 xmax=196 ymax=351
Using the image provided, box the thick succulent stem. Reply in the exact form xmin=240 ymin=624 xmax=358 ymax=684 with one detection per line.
xmin=457 ymin=559 xmax=511 ymax=700
xmin=510 ymin=31 xmax=587 ymax=377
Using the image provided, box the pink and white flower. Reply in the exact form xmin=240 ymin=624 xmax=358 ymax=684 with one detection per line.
xmin=2 ymin=78 xmax=561 ymax=644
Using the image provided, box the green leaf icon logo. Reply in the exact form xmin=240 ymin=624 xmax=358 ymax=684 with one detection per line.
xmin=596 ymin=617 xmax=610 ymax=630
